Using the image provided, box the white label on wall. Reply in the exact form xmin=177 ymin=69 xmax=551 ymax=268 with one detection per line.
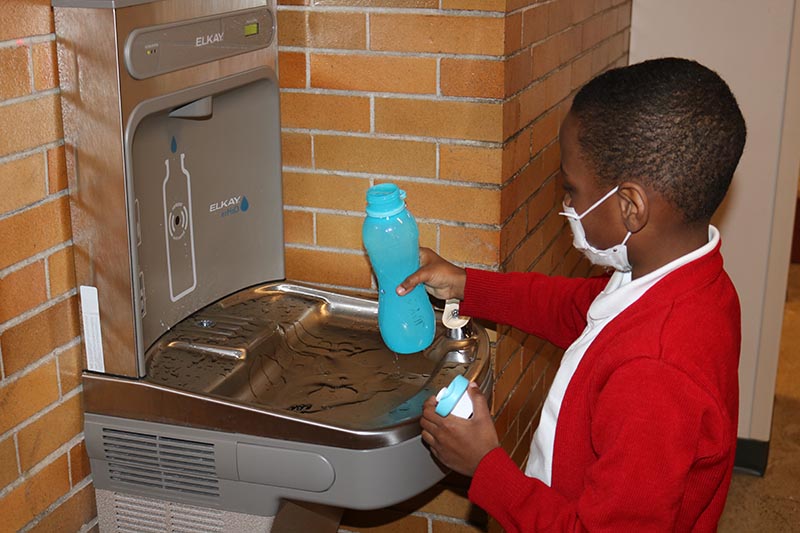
xmin=79 ymin=285 xmax=105 ymax=373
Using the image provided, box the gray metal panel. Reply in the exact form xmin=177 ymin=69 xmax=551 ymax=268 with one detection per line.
xmin=86 ymin=413 xmax=451 ymax=516
xmin=53 ymin=0 xmax=276 ymax=378
xmin=125 ymin=68 xmax=284 ymax=363
xmin=54 ymin=7 xmax=139 ymax=377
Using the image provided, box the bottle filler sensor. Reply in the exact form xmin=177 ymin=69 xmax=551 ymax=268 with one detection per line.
xmin=53 ymin=1 xmax=492 ymax=530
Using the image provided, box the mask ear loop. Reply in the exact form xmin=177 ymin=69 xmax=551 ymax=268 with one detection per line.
xmin=577 ymin=186 xmax=620 ymax=219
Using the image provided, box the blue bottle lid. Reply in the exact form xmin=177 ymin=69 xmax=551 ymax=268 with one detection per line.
xmin=366 ymin=183 xmax=407 ymax=217
xmin=435 ymin=375 xmax=470 ymax=417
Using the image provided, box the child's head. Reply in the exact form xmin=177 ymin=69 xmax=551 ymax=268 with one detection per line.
xmin=569 ymin=57 xmax=746 ymax=224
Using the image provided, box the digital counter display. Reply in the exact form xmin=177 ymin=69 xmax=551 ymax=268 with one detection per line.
xmin=244 ymin=22 xmax=259 ymax=37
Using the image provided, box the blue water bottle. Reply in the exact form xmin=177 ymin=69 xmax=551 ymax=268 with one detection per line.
xmin=363 ymin=183 xmax=435 ymax=354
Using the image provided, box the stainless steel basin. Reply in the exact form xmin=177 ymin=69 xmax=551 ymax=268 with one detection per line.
xmin=83 ymin=282 xmax=492 ymax=450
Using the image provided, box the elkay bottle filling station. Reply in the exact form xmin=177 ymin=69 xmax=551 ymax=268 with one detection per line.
xmin=52 ymin=0 xmax=492 ymax=529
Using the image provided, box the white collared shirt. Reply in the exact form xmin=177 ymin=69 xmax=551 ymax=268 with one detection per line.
xmin=524 ymin=226 xmax=721 ymax=484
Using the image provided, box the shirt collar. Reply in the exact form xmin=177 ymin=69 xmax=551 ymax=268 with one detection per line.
xmin=588 ymin=225 xmax=721 ymax=320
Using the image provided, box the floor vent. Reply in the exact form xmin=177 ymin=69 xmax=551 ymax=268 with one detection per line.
xmin=102 ymin=427 xmax=220 ymax=498
xmin=112 ymin=492 xmax=225 ymax=533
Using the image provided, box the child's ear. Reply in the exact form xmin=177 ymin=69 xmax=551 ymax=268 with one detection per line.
xmin=617 ymin=182 xmax=649 ymax=233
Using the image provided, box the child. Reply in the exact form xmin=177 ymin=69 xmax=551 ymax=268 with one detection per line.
xmin=397 ymin=58 xmax=747 ymax=532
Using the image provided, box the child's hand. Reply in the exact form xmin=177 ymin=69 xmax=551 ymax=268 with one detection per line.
xmin=420 ymin=383 xmax=500 ymax=477
xmin=396 ymin=247 xmax=467 ymax=301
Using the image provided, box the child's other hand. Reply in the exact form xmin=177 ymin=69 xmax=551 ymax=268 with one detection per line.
xmin=396 ymin=247 xmax=467 ymax=301
xmin=420 ymin=383 xmax=500 ymax=477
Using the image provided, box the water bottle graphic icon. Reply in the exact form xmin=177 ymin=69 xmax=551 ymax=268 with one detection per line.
xmin=163 ymin=138 xmax=197 ymax=302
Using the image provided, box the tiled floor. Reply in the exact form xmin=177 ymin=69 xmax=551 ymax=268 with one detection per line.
xmin=718 ymin=263 xmax=800 ymax=531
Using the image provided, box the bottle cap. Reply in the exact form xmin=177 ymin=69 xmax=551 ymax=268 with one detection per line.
xmin=366 ymin=183 xmax=407 ymax=217
xmin=435 ymin=375 xmax=472 ymax=418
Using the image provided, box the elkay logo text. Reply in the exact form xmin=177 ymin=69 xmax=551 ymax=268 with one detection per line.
xmin=209 ymin=195 xmax=249 ymax=217
xmin=196 ymin=32 xmax=224 ymax=47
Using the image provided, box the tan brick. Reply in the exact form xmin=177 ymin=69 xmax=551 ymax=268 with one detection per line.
xmin=279 ymin=0 xmax=310 ymax=5
xmin=69 ymin=440 xmax=91 ymax=486
xmin=0 ymin=437 xmax=18 ymax=489
xmin=285 ymin=248 xmax=372 ymax=287
xmin=316 ymin=213 xmax=363 ymax=250
xmin=396 ymin=181 xmax=501 ymax=225
xmin=440 ymin=144 xmax=503 ymax=185
xmin=370 ymin=14 xmax=505 ymax=56
xmin=17 ymin=394 xmax=83 ymax=472
xmin=573 ymin=0 xmax=596 ymax=23
xmin=277 ymin=11 xmax=366 ymax=49
xmin=0 ymin=94 xmax=62 ymax=158
xmin=311 ymin=53 xmax=437 ymax=95
xmin=504 ymin=12 xmax=523 ymax=56
xmin=583 ymin=11 xmax=612 ymax=50
xmin=0 ymin=361 xmax=59 ymax=435
xmin=440 ymin=226 xmax=499 ymax=266
xmin=375 ymin=99 xmax=503 ymax=142
xmin=543 ymin=68 xmax=571 ymax=112
xmin=507 ymin=82 xmax=547 ymax=139
xmin=440 ymin=58 xmax=503 ymax=99
xmin=0 ymin=46 xmax=30 ymax=101
xmin=283 ymin=172 xmax=369 ymax=211
xmin=547 ymin=0 xmax=574 ymax=35
xmin=46 ymin=145 xmax=67 ymax=193
xmin=278 ymin=51 xmax=306 ymax=89
xmin=46 ymin=246 xmax=75 ymax=298
xmin=531 ymin=107 xmax=561 ymax=156
xmin=28 ymin=482 xmax=97 ymax=533
xmin=0 ymin=260 xmax=47 ymax=323
xmin=1 ymin=296 xmax=80 ymax=376
xmin=531 ymin=35 xmax=561 ymax=80
xmin=418 ymin=222 xmax=437 ymax=250
xmin=570 ymin=54 xmax=592 ymax=91
xmin=441 ymin=0 xmax=505 ymax=11
xmin=0 ymin=454 xmax=70 ymax=533
xmin=32 ymin=40 xmax=57 ymax=92
xmin=522 ymin=3 xmax=548 ymax=46
xmin=283 ymin=210 xmax=314 ymax=245
xmin=340 ymin=508 xmax=429 ymax=533
xmin=0 ymin=153 xmax=46 ymax=216
xmin=58 ymin=343 xmax=83 ymax=394
xmin=527 ymin=175 xmax=558 ymax=231
xmin=280 ymin=92 xmax=370 ymax=132
xmin=316 ymin=0 xmax=437 ymax=7
xmin=0 ymin=0 xmax=53 ymax=41
xmin=314 ymin=135 xmax=436 ymax=178
xmin=505 ymin=50 xmax=533 ymax=98
xmin=281 ymin=132 xmax=312 ymax=168
xmin=500 ymin=208 xmax=527 ymax=260
xmin=502 ymin=128 xmax=532 ymax=182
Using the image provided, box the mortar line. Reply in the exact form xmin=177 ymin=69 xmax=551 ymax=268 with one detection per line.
xmin=0 ymin=285 xmax=77 ymax=334
xmin=280 ymin=129 xmax=504 ymax=149
xmin=0 ymin=87 xmax=60 ymax=108
xmin=0 ymin=241 xmax=73 ymax=281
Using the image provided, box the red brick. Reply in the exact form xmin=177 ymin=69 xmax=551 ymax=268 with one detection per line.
xmin=28 ymin=482 xmax=97 ymax=533
xmin=0 ymin=360 xmax=59 ymax=436
xmin=278 ymin=51 xmax=306 ymax=89
xmin=280 ymin=92 xmax=370 ymax=132
xmin=0 ymin=153 xmax=46 ymax=215
xmin=0 ymin=0 xmax=53 ymax=41
xmin=0 ymin=94 xmax=62 ymax=158
xmin=0 ymin=454 xmax=70 ymax=533
xmin=0 ymin=260 xmax=47 ymax=323
xmin=0 ymin=46 xmax=30 ymax=100
xmin=0 ymin=296 xmax=80 ymax=376
xmin=285 ymin=248 xmax=372 ymax=287
xmin=17 ymin=394 xmax=83 ymax=472
xmin=311 ymin=54 xmax=436 ymax=94
xmin=0 ymin=437 xmax=18 ymax=489
xmin=46 ymin=145 xmax=67 ymax=193
xmin=371 ymin=14 xmax=505 ymax=55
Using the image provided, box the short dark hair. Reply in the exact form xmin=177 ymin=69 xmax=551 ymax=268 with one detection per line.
xmin=570 ymin=57 xmax=746 ymax=223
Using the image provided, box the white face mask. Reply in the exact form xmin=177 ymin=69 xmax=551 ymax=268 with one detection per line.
xmin=560 ymin=186 xmax=632 ymax=272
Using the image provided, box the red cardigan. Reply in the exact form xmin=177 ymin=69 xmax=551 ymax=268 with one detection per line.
xmin=460 ymin=241 xmax=740 ymax=532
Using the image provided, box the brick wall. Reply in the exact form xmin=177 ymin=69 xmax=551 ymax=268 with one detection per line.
xmin=0 ymin=1 xmax=98 ymax=532
xmin=0 ymin=0 xmax=628 ymax=531
xmin=277 ymin=0 xmax=631 ymax=531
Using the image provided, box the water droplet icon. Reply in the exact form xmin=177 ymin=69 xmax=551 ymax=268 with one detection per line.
xmin=171 ymin=137 xmax=177 ymax=153
xmin=241 ymin=196 xmax=249 ymax=212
